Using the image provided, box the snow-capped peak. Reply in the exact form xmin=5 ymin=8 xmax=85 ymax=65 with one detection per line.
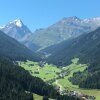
xmin=9 ymin=18 xmax=23 ymax=27
xmin=14 ymin=19 xmax=23 ymax=27
xmin=91 ymin=17 xmax=100 ymax=20
xmin=84 ymin=17 xmax=100 ymax=22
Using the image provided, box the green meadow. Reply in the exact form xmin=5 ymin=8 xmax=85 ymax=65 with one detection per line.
xmin=18 ymin=58 xmax=100 ymax=100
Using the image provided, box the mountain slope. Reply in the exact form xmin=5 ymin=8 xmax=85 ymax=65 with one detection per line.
xmin=46 ymin=28 xmax=100 ymax=89
xmin=26 ymin=17 xmax=100 ymax=51
xmin=0 ymin=19 xmax=31 ymax=41
xmin=0 ymin=58 xmax=33 ymax=100
xmin=0 ymin=58 xmax=57 ymax=100
xmin=46 ymin=27 xmax=100 ymax=67
xmin=0 ymin=30 xmax=40 ymax=61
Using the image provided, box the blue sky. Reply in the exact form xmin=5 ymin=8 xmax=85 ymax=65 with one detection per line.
xmin=0 ymin=0 xmax=100 ymax=31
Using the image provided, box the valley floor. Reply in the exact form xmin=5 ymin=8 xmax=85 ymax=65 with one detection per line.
xmin=17 ymin=59 xmax=100 ymax=100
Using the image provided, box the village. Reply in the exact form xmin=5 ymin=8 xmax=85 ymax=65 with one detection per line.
xmin=18 ymin=61 xmax=97 ymax=100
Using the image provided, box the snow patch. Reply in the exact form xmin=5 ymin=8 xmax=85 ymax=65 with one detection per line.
xmin=0 ymin=26 xmax=5 ymax=29
xmin=9 ymin=18 xmax=23 ymax=27
xmin=15 ymin=19 xmax=22 ymax=27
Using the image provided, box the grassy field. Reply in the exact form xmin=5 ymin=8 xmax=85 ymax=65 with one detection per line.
xmin=33 ymin=93 xmax=55 ymax=100
xmin=55 ymin=58 xmax=87 ymax=90
xmin=54 ymin=59 xmax=100 ymax=100
xmin=18 ymin=60 xmax=61 ymax=81
xmin=33 ymin=93 xmax=43 ymax=100
xmin=18 ymin=59 xmax=100 ymax=100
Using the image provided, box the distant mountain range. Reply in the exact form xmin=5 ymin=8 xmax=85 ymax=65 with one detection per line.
xmin=46 ymin=27 xmax=100 ymax=67
xmin=1 ymin=17 xmax=100 ymax=52
xmin=26 ymin=16 xmax=100 ymax=51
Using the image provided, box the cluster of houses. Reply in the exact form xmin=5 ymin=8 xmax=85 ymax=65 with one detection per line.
xmin=61 ymin=90 xmax=95 ymax=100
xmin=60 ymin=90 xmax=95 ymax=100
xmin=55 ymin=86 xmax=95 ymax=100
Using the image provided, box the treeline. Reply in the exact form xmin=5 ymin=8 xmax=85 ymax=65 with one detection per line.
xmin=69 ymin=71 xmax=88 ymax=85
xmin=69 ymin=65 xmax=100 ymax=89
xmin=79 ymin=71 xmax=100 ymax=89
xmin=0 ymin=57 xmax=80 ymax=100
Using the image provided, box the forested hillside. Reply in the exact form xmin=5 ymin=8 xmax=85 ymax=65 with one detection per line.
xmin=0 ymin=57 xmax=56 ymax=100
xmin=0 ymin=30 xmax=41 ymax=61
xmin=46 ymin=27 xmax=100 ymax=66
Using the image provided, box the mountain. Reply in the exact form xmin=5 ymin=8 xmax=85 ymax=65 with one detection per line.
xmin=0 ymin=30 xmax=41 ymax=61
xmin=25 ymin=16 xmax=100 ymax=51
xmin=1 ymin=17 xmax=100 ymax=52
xmin=45 ymin=27 xmax=100 ymax=89
xmin=46 ymin=27 xmax=100 ymax=67
xmin=0 ymin=19 xmax=31 ymax=41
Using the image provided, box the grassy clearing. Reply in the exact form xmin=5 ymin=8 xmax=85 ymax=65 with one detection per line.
xmin=18 ymin=61 xmax=61 ymax=81
xmin=56 ymin=58 xmax=87 ymax=90
xmin=33 ymin=93 xmax=43 ymax=100
xmin=33 ymin=93 xmax=55 ymax=100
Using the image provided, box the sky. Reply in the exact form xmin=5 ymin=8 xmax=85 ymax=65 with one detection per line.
xmin=0 ymin=0 xmax=100 ymax=31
